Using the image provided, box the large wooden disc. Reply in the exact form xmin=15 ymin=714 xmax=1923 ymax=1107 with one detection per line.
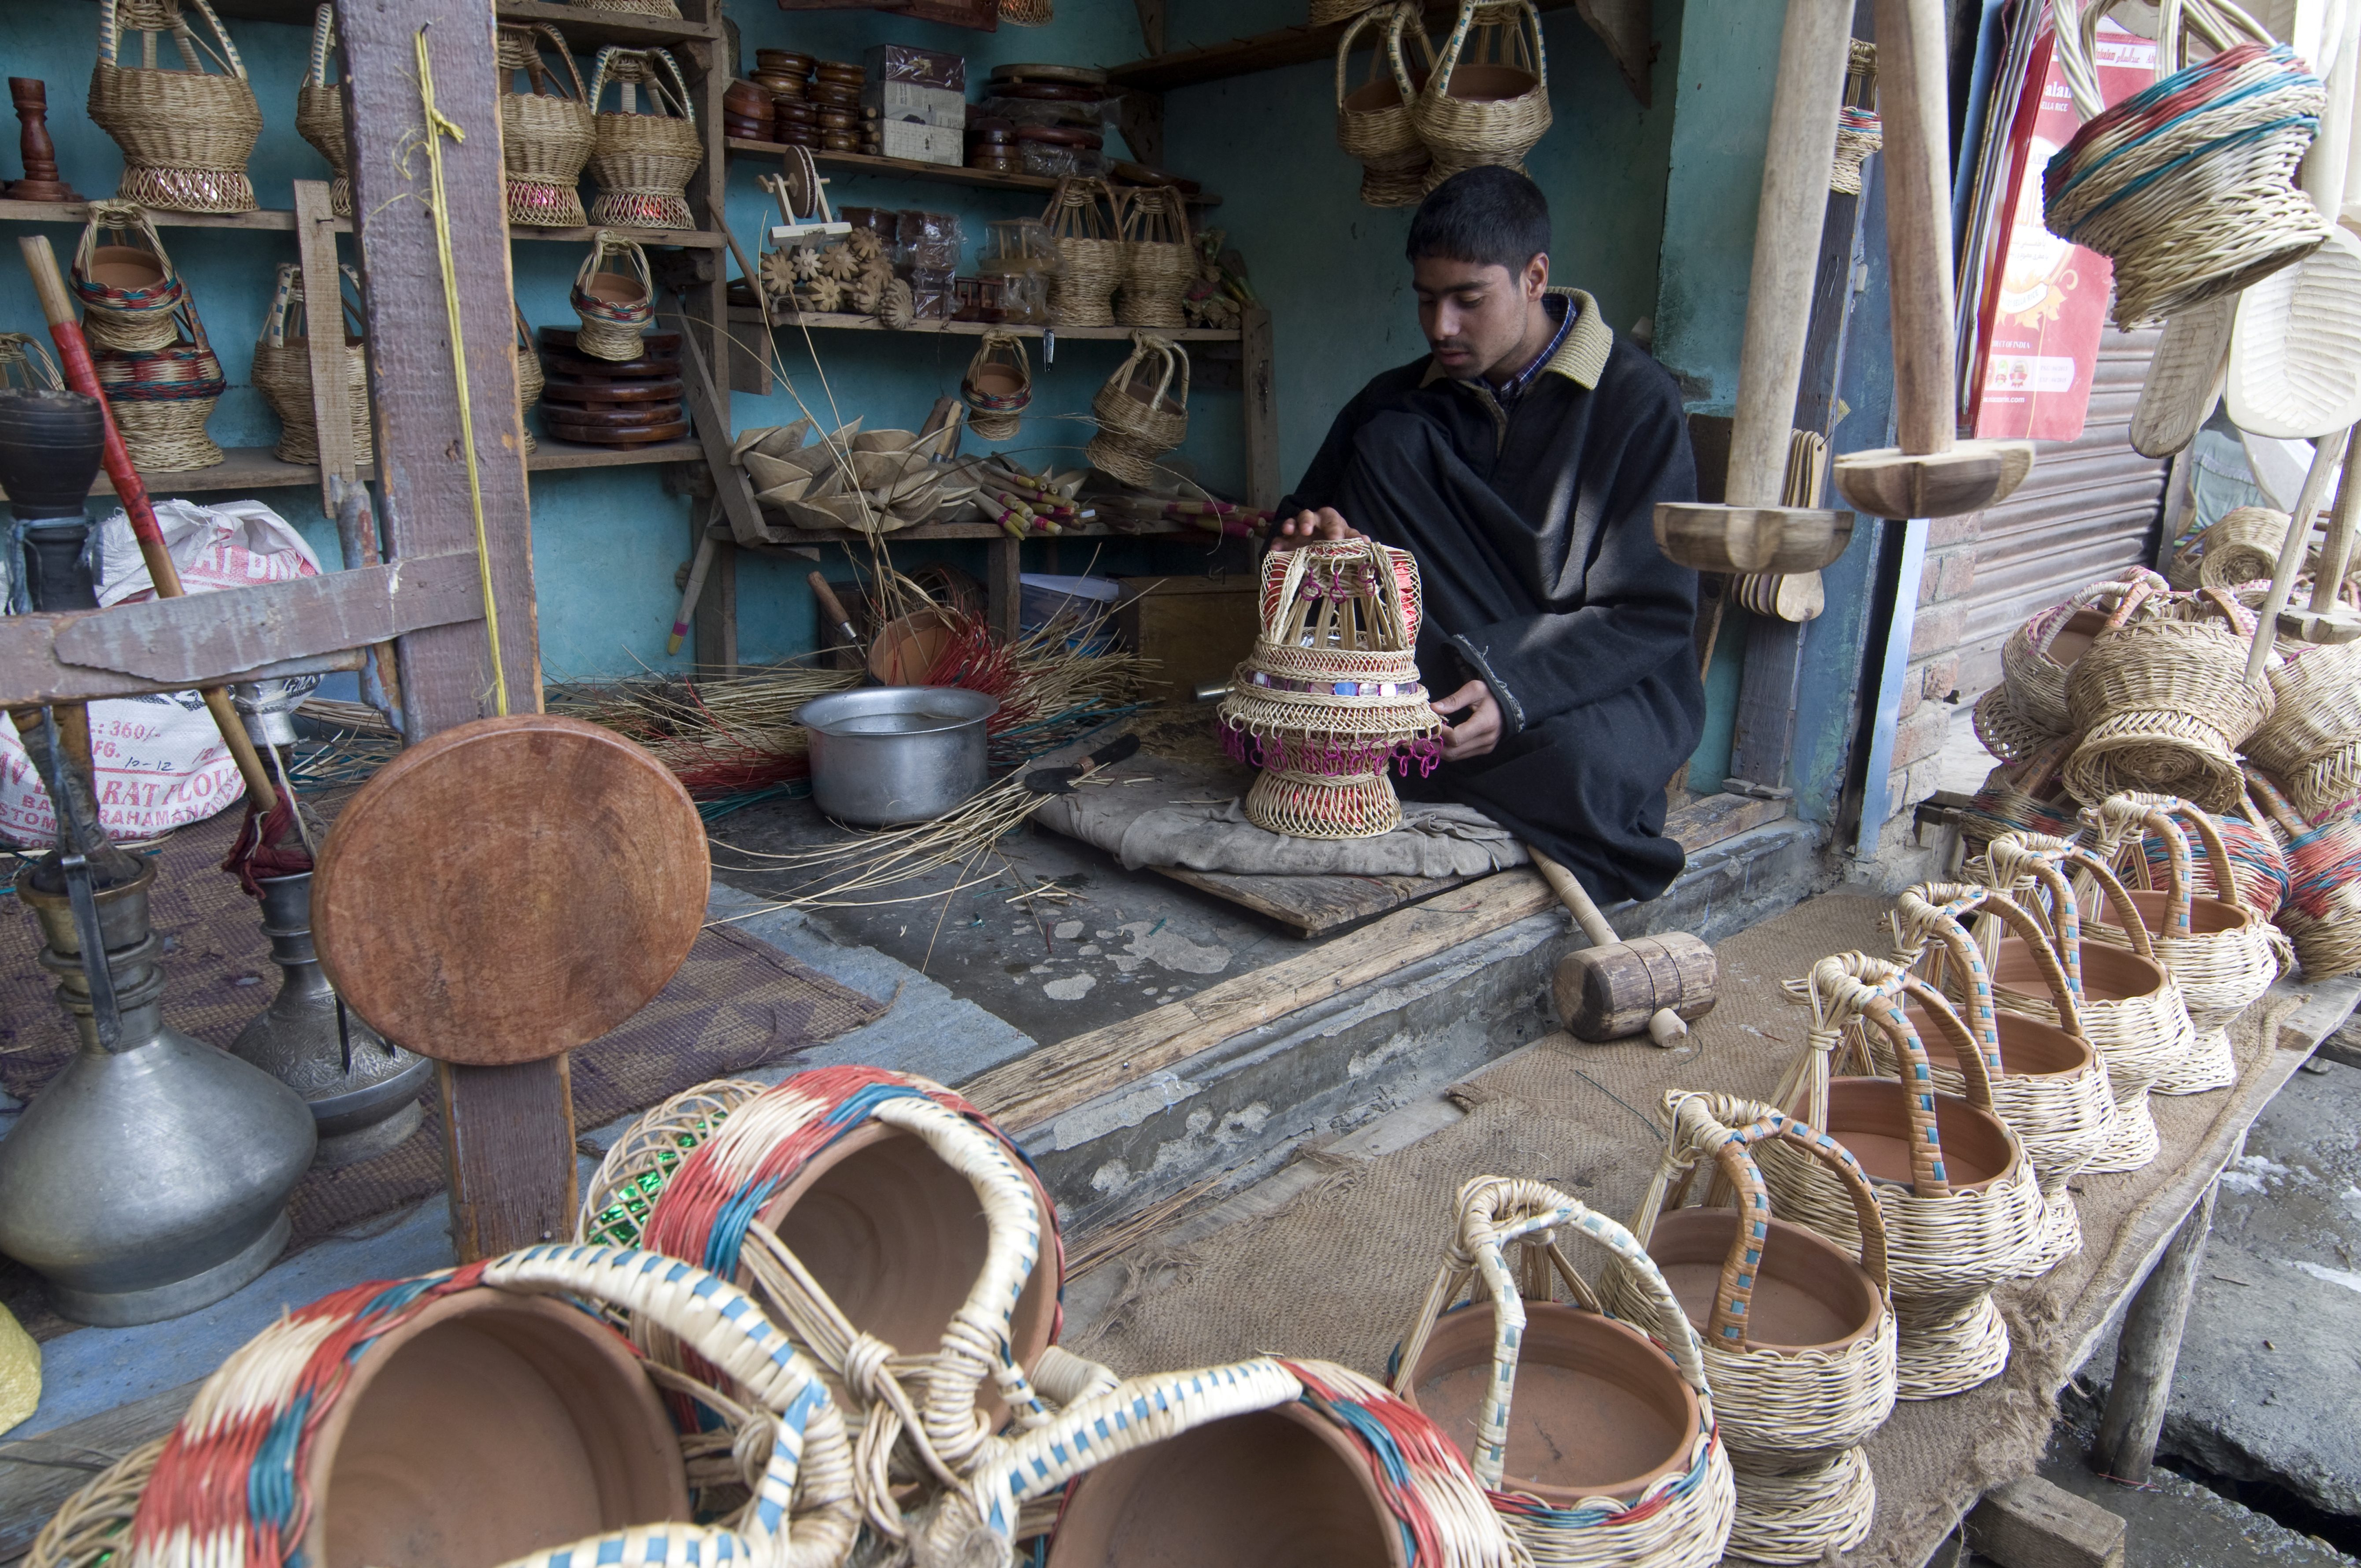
xmin=313 ymin=715 xmax=708 ymax=1065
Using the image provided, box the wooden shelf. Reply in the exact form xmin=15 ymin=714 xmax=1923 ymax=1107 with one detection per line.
xmin=0 ymin=200 xmax=726 ymax=248
xmin=729 ymin=307 xmax=1241 ymax=342
xmin=727 ymin=141 xmax=1221 ymax=207
xmin=529 ymin=438 xmax=705 ymax=470
xmin=89 ymin=440 xmax=702 ymax=496
xmin=494 ymin=0 xmax=718 ymax=48
xmin=738 ymin=518 xmax=1206 ymax=546
xmin=1106 ymin=0 xmax=1578 ymax=92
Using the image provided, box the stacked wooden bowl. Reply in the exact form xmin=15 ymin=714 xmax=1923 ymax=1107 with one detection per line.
xmin=535 ymin=325 xmax=684 ymax=447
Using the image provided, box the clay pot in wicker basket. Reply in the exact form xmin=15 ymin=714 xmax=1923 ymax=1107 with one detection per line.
xmin=515 ymin=303 xmax=545 ymax=455
xmin=1411 ymin=0 xmax=1551 ymax=190
xmin=296 ymin=4 xmax=351 ymax=218
xmin=2003 ymin=570 xmax=2165 ymax=732
xmin=1044 ymin=176 xmax=1125 ymax=328
xmin=1088 ymin=331 xmax=1191 ymax=488
xmin=1760 ymin=955 xmax=2047 ymax=1399
xmin=1337 ymin=1 xmax=1437 ymax=207
xmin=2246 ymin=769 xmax=2361 ymax=978
xmin=1975 ymin=832 xmax=2199 ymax=1172
xmin=252 ymin=262 xmax=372 ymax=467
xmin=962 ymin=330 xmax=1031 ymax=441
xmin=68 ymin=202 xmax=188 ymax=356
xmin=571 ymin=231 xmax=655 ymax=362
xmin=2079 ymin=795 xmax=2280 ymax=1094
xmin=587 ymin=47 xmax=703 ymax=231
xmin=2246 ymin=636 xmax=2361 ymax=822
xmin=2063 ymin=585 xmax=2275 ymax=814
xmin=24 ymin=1246 xmax=859 ymax=1568
xmin=1116 ymin=185 xmax=1195 ymax=330
xmin=500 ymin=23 xmax=596 ymax=228
xmin=1392 ymin=1174 xmax=1736 ymax=1567
xmin=1886 ymin=886 xmax=2115 ymax=1272
xmin=1603 ymin=1092 xmax=1895 ymax=1565
xmin=93 ymin=296 xmax=226 ymax=472
xmin=89 ymin=0 xmax=263 ymax=214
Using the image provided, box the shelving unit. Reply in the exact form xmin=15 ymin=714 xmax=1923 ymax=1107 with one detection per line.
xmin=726 ymin=306 xmax=1242 ymax=343
xmin=84 ymin=440 xmax=705 ymax=499
xmin=724 ymin=139 xmax=1222 ymax=207
xmin=0 ymin=199 xmax=729 ymax=250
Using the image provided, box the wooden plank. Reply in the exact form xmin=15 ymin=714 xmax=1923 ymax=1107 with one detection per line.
xmin=1241 ymin=304 xmax=1280 ymax=510
xmin=666 ymin=307 xmax=769 ymax=547
xmin=435 ymin=1056 xmax=580 ymax=1257
xmin=724 ymin=142 xmax=1225 ymax=206
xmin=739 ymin=518 xmax=1199 ymax=545
xmin=740 ymin=307 xmax=1240 ymax=342
xmin=0 ymin=1379 xmax=203 ymax=1561
xmin=988 ymin=536 xmax=1021 ymax=643
xmin=293 ymin=179 xmax=358 ymax=518
xmin=1965 ymin=1476 xmax=2126 ymax=1568
xmin=0 ymin=638 xmax=364 ymax=706
xmin=2092 ymin=1180 xmax=2220 ymax=1486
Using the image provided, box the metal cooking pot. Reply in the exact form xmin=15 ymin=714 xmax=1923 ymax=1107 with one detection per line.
xmin=795 ymin=686 xmax=999 ymax=826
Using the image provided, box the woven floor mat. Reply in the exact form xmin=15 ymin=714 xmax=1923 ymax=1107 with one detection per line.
xmin=0 ymin=797 xmax=887 ymax=1339
xmin=1069 ymin=891 xmax=2306 ymax=1568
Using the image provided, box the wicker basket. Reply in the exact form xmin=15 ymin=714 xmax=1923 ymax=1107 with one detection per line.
xmin=1411 ymin=0 xmax=1551 ymax=190
xmin=962 ymin=330 xmax=1031 ymax=440
xmin=501 ymin=23 xmax=596 ymax=228
xmin=1116 ymin=185 xmax=1195 ymax=330
xmin=1044 ymin=177 xmax=1125 ymax=328
xmin=88 ymin=0 xmax=262 ymax=214
xmin=251 ymin=263 xmax=372 ymax=468
xmin=1958 ymin=736 xmax=2083 ymax=864
xmin=0 ymin=333 xmax=63 ymax=391
xmin=2064 ymin=586 xmax=2276 ymax=813
xmin=2002 ymin=571 xmax=2163 ymax=732
xmin=1603 ymin=1092 xmax=1896 ymax=1564
xmin=24 ymin=1245 xmax=859 ymax=1568
xmin=68 ymin=201 xmax=188 ymax=355
xmin=1831 ymin=41 xmax=1883 ymax=195
xmin=1336 ymin=1 xmax=1436 ymax=207
xmin=2246 ymin=636 xmax=2361 ymax=814
xmin=1393 ymin=1175 xmax=1737 ymax=1568
xmin=93 ymin=294 xmax=226 ymax=472
xmin=1972 ymin=684 xmax=2063 ymax=764
xmin=515 ymin=303 xmax=544 ymax=455
xmin=571 ymin=230 xmax=655 ymax=361
xmin=295 ymin=4 xmax=351 ymax=217
xmin=1088 ymin=331 xmax=1191 ymax=489
xmin=2198 ymin=505 xmax=2298 ymax=589
xmin=2247 ymin=769 xmax=2361 ymax=978
xmin=2080 ymin=794 xmax=2280 ymax=1094
xmin=2044 ymin=3 xmax=2329 ymax=326
xmin=587 ymin=46 xmax=702 ymax=231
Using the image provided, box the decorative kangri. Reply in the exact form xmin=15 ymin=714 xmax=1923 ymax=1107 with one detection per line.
xmin=1219 ymin=538 xmax=1448 ymax=839
xmin=88 ymin=0 xmax=263 ymax=214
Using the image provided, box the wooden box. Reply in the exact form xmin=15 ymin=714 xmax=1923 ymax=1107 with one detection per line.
xmin=1115 ymin=574 xmax=1259 ymax=702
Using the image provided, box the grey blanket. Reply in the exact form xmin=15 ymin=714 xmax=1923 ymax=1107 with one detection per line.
xmin=1033 ymin=780 xmax=1527 ymax=879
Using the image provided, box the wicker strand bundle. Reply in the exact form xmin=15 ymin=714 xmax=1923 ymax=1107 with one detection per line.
xmin=514 ymin=303 xmax=544 ymax=455
xmin=251 ymin=261 xmax=372 ymax=466
xmin=294 ymin=4 xmax=351 ymax=217
xmin=586 ymin=46 xmax=702 ymax=231
xmin=500 ymin=23 xmax=596 ymax=228
xmin=1831 ymin=41 xmax=1883 ymax=195
xmin=2246 ymin=769 xmax=2361 ymax=977
xmin=961 ymin=330 xmax=1030 ymax=440
xmin=1043 ymin=177 xmax=1125 ymax=328
xmin=571 ymin=230 xmax=655 ymax=361
xmin=89 ymin=0 xmax=262 ymax=214
xmin=1336 ymin=1 xmax=1437 ymax=207
xmin=1413 ymin=0 xmax=1551 ymax=189
xmin=93 ymin=295 xmax=226 ymax=471
xmin=1087 ymin=331 xmax=1190 ymax=488
xmin=1602 ymin=1092 xmax=1896 ymax=1564
xmin=68 ymin=202 xmax=188 ymax=355
xmin=2063 ymin=584 xmax=2276 ymax=812
xmin=1115 ymin=185 xmax=1195 ymax=329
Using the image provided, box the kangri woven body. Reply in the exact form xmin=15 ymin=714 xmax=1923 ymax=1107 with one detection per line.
xmin=2002 ymin=572 xmax=2161 ymax=732
xmin=2198 ymin=505 xmax=2298 ymax=588
xmin=2247 ymin=770 xmax=2361 ymax=978
xmin=587 ymin=47 xmax=702 ymax=231
xmin=2063 ymin=589 xmax=2275 ymax=814
xmin=515 ymin=303 xmax=544 ymax=454
xmin=1087 ymin=331 xmax=1190 ymax=488
xmin=89 ymin=0 xmax=263 ymax=214
xmin=295 ymin=5 xmax=351 ymax=216
xmin=572 ymin=230 xmax=655 ymax=361
xmin=1044 ymin=178 xmax=1125 ymax=328
xmin=1412 ymin=0 xmax=1551 ymax=189
xmin=1336 ymin=1 xmax=1436 ymax=207
xmin=2247 ymin=638 xmax=2361 ymax=819
xmin=501 ymin=24 xmax=597 ymax=228
xmin=1115 ymin=186 xmax=1195 ymax=330
xmin=252 ymin=262 xmax=373 ymax=467
xmin=93 ymin=294 xmax=226 ymax=472
xmin=1958 ymin=736 xmax=2082 ymax=863
xmin=1602 ymin=1092 xmax=1896 ymax=1564
xmin=69 ymin=203 xmax=188 ymax=355
xmin=1972 ymin=684 xmax=2062 ymax=763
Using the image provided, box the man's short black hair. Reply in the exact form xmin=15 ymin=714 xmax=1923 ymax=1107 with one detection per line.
xmin=1405 ymin=166 xmax=1550 ymax=273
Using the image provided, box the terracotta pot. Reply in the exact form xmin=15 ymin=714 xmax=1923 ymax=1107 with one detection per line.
xmin=303 ymin=1290 xmax=688 ymax=1568
xmin=755 ymin=1119 xmax=1057 ymax=1425
xmin=1403 ymin=1300 xmax=1697 ymax=1505
xmin=2101 ymin=887 xmax=2259 ymax=941
xmin=1991 ymin=932 xmax=2170 ymax=1006
xmin=85 ymin=243 xmax=164 ymax=292
xmin=868 ymin=607 xmax=959 ymax=684
xmin=1646 ymin=1208 xmax=1882 ymax=1354
xmin=1899 ymin=996 xmax=2094 ymax=1082
xmin=1047 ymin=1402 xmax=1408 ymax=1568
xmin=1441 ymin=63 xmax=1537 ymax=103
xmin=1806 ymin=1078 xmax=2020 ymax=1192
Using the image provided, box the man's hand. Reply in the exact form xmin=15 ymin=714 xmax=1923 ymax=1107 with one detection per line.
xmin=1432 ymin=679 xmax=1501 ymax=761
xmin=1272 ymin=506 xmax=1364 ymax=551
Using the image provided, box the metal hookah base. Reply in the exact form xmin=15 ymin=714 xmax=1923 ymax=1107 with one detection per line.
xmin=46 ymin=1212 xmax=293 ymax=1328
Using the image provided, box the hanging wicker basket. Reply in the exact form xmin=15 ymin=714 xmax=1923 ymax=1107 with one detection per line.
xmin=295 ymin=4 xmax=351 ymax=217
xmin=252 ymin=261 xmax=372 ymax=467
xmin=68 ymin=201 xmax=189 ymax=355
xmin=1336 ymin=1 xmax=1436 ymax=208
xmin=1088 ymin=331 xmax=1191 ymax=488
xmin=1603 ymin=1092 xmax=1896 ymax=1565
xmin=2063 ymin=584 xmax=2276 ymax=813
xmin=1411 ymin=0 xmax=1551 ymax=190
xmin=1393 ymin=1175 xmax=1737 ymax=1568
xmin=587 ymin=46 xmax=703 ymax=231
xmin=515 ymin=302 xmax=544 ymax=455
xmin=571 ymin=230 xmax=656 ymax=361
xmin=1044 ymin=177 xmax=1125 ymax=328
xmin=1116 ymin=185 xmax=1195 ymax=330
xmin=500 ymin=23 xmax=596 ymax=228
xmin=88 ymin=0 xmax=263 ymax=214
xmin=92 ymin=295 xmax=226 ymax=472
xmin=2246 ymin=769 xmax=2361 ymax=978
xmin=962 ymin=330 xmax=1031 ymax=441
xmin=1831 ymin=41 xmax=1883 ymax=195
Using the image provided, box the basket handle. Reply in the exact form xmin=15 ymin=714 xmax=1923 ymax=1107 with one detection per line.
xmin=2247 ymin=767 xmax=2309 ymax=837
xmin=648 ymin=45 xmax=697 ymax=125
xmin=1663 ymin=1090 xmax=1892 ymax=1307
xmin=1811 ymin=957 xmax=1963 ymax=1191
xmin=308 ymin=2 xmax=334 ymax=89
xmin=1898 ymin=881 xmax=2086 ymax=1044
xmin=1337 ymin=0 xmax=1414 ymax=108
xmin=589 ymin=45 xmax=687 ymax=117
xmin=2088 ymin=793 xmax=2194 ymax=935
xmin=1428 ymin=0 xmax=1547 ymax=101
xmin=1982 ymin=831 xmax=2090 ymax=991
xmin=258 ymin=263 xmax=298 ymax=351
xmin=179 ymin=0 xmax=250 ymax=82
xmin=535 ymin=22 xmax=588 ymax=103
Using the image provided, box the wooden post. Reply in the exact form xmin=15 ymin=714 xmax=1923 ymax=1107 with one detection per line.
xmin=2092 ymin=1179 xmax=2219 ymax=1484
xmin=1241 ymin=304 xmax=1280 ymax=511
xmin=694 ymin=526 xmax=739 ymax=675
xmin=338 ymin=0 xmax=565 ymax=1259
xmin=988 ymin=535 xmax=1021 ymax=642
xmin=292 ymin=178 xmax=357 ymax=517
xmin=1967 ymin=1476 xmax=2127 ymax=1568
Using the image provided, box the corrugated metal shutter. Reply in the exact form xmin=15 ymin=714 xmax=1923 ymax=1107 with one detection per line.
xmin=1956 ymin=326 xmax=2170 ymax=696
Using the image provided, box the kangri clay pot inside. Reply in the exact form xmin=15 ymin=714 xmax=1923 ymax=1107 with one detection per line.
xmin=1799 ymin=1078 xmax=2020 ymax=1191
xmin=1897 ymin=996 xmax=2097 ymax=1089
xmin=1403 ymin=1300 xmax=1699 ymax=1505
xmin=2100 ymin=887 xmax=2259 ymax=944
xmin=1046 ymin=1401 xmax=1408 ymax=1568
xmin=1991 ymin=933 xmax=2172 ymax=1019
xmin=1645 ymin=1208 xmax=1882 ymax=1358
xmin=302 ymin=1290 xmax=688 ymax=1568
xmin=755 ymin=1119 xmax=1058 ymax=1424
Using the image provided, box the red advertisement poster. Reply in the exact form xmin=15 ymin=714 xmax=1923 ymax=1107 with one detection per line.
xmin=1968 ymin=16 xmax=2159 ymax=441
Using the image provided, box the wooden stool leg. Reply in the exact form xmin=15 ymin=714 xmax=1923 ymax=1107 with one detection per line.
xmin=2092 ymin=1180 xmax=2218 ymax=1484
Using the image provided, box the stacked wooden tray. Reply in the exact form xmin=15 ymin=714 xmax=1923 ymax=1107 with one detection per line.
xmin=535 ymin=327 xmax=687 ymax=446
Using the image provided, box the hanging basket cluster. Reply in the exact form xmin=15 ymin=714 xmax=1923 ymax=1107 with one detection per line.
xmin=1333 ymin=0 xmax=1550 ymax=207
xmin=1087 ymin=332 xmax=1192 ymax=489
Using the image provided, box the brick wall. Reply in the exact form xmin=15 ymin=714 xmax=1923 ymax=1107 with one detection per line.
xmin=1876 ymin=512 xmax=1982 ymax=849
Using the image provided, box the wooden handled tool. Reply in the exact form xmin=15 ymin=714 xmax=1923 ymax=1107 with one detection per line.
xmin=1530 ymin=849 xmax=1717 ymax=1048
xmin=1833 ymin=0 xmax=2035 ymax=519
xmin=807 ymin=571 xmax=869 ymax=666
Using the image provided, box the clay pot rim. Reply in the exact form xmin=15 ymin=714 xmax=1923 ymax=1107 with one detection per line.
xmin=2103 ymin=886 xmax=2261 ymax=938
xmin=1993 ymin=933 xmax=2169 ymax=1003
xmin=1898 ymin=998 xmax=2096 ymax=1082
xmin=1645 ymin=1207 xmax=1884 ymax=1357
xmin=1813 ymin=1076 xmax=2023 ymax=1193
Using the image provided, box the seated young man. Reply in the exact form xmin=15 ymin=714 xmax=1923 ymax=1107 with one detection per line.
xmin=1273 ymin=165 xmax=1704 ymax=904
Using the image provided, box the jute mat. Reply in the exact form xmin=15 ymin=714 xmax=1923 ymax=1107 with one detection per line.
xmin=1069 ymin=892 xmax=2309 ymax=1568
xmin=0 ymin=796 xmax=887 ymax=1339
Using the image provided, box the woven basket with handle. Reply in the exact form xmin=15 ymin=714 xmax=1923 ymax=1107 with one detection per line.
xmin=1411 ymin=0 xmax=1551 ymax=189
xmin=1088 ymin=331 xmax=1191 ymax=488
xmin=68 ymin=202 xmax=188 ymax=355
xmin=1336 ymin=1 xmax=1437 ymax=207
xmin=2002 ymin=570 xmax=2164 ymax=733
xmin=252 ymin=261 xmax=372 ymax=467
xmin=295 ymin=4 xmax=351 ymax=217
xmin=89 ymin=0 xmax=262 ymax=214
xmin=1115 ymin=185 xmax=1195 ymax=330
xmin=0 ymin=334 xmax=63 ymax=391
xmin=962 ymin=330 xmax=1031 ymax=440
xmin=501 ymin=24 xmax=596 ymax=228
xmin=587 ymin=47 xmax=703 ymax=231
xmin=1972 ymin=684 xmax=2062 ymax=764
xmin=2246 ymin=769 xmax=2361 ymax=978
xmin=93 ymin=294 xmax=226 ymax=472
xmin=2197 ymin=504 xmax=2301 ymax=589
xmin=515 ymin=302 xmax=544 ymax=455
xmin=2063 ymin=583 xmax=2275 ymax=813
xmin=1044 ymin=177 xmax=1125 ymax=328
xmin=2245 ymin=636 xmax=2361 ymax=820
xmin=571 ymin=230 xmax=655 ymax=361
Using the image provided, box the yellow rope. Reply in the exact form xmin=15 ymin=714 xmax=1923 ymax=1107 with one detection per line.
xmin=415 ymin=26 xmax=508 ymax=716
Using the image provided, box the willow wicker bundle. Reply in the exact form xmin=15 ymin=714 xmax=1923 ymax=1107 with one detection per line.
xmin=68 ymin=203 xmax=188 ymax=355
xmin=88 ymin=0 xmax=262 ymax=214
xmin=2078 ymin=794 xmax=2280 ymax=1095
xmin=24 ymin=1245 xmax=861 ymax=1568
xmin=1218 ymin=538 xmax=1448 ymax=839
xmin=1761 ymin=956 xmax=2047 ymax=1398
xmin=571 ymin=230 xmax=655 ymax=361
xmin=1972 ymin=684 xmax=2061 ymax=764
xmin=294 ymin=4 xmax=350 ymax=217
xmin=1831 ymin=42 xmax=1882 ymax=195
xmin=2003 ymin=571 xmax=2161 ymax=732
xmin=2063 ymin=586 xmax=2276 ymax=813
xmin=2247 ymin=770 xmax=2361 ymax=978
xmin=1413 ymin=0 xmax=1551 ymax=189
xmin=1336 ymin=1 xmax=1436 ymax=207
xmin=1886 ymin=888 xmax=2114 ymax=1272
xmin=1044 ymin=177 xmax=1125 ymax=328
xmin=1977 ymin=832 xmax=2198 ymax=1172
xmin=1115 ymin=185 xmax=1195 ymax=329
xmin=1602 ymin=1093 xmax=1895 ymax=1564
xmin=514 ymin=303 xmax=544 ymax=455
xmin=500 ymin=23 xmax=596 ymax=228
xmin=1958 ymin=736 xmax=2083 ymax=864
xmin=93 ymin=297 xmax=226 ymax=471
xmin=2246 ymin=637 xmax=2361 ymax=821
xmin=961 ymin=330 xmax=1030 ymax=440
xmin=587 ymin=47 xmax=702 ymax=230
xmin=2044 ymin=4 xmax=2328 ymax=326
xmin=1087 ymin=331 xmax=1190 ymax=488
xmin=250 ymin=263 xmax=370 ymax=467
xmin=1394 ymin=1176 xmax=1737 ymax=1568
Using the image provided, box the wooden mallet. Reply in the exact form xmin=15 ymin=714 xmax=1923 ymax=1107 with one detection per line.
xmin=1531 ymin=850 xmax=1717 ymax=1048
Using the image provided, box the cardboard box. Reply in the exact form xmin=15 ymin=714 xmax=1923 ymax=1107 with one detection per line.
xmin=864 ymin=43 xmax=964 ymax=92
xmin=866 ymin=80 xmax=966 ymax=129
xmin=1115 ymin=576 xmax=1261 ymax=703
xmin=879 ymin=121 xmax=962 ymax=166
